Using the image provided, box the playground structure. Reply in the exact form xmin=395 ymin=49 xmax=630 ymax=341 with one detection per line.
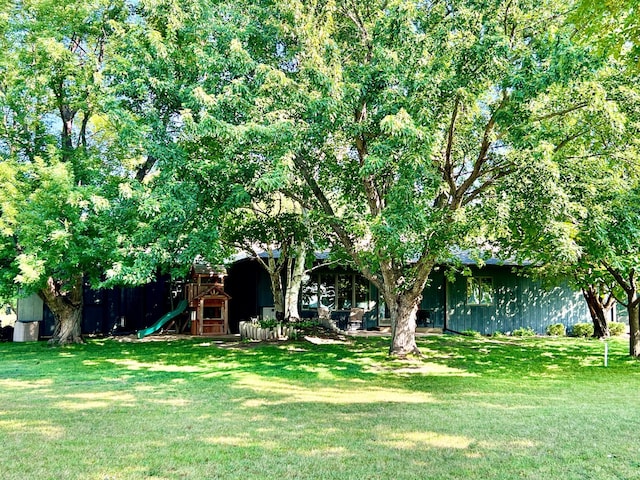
xmin=136 ymin=299 xmax=188 ymax=339
xmin=186 ymin=265 xmax=231 ymax=336
xmin=137 ymin=264 xmax=231 ymax=339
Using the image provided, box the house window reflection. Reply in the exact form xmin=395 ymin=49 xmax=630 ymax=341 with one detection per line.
xmin=319 ymin=273 xmax=336 ymax=309
xmin=466 ymin=277 xmax=494 ymax=306
xmin=302 ymin=272 xmax=374 ymax=311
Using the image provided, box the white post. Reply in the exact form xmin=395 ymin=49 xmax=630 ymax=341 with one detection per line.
xmin=604 ymin=341 xmax=609 ymax=367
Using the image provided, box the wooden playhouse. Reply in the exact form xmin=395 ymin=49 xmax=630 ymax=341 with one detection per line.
xmin=187 ymin=264 xmax=231 ymax=336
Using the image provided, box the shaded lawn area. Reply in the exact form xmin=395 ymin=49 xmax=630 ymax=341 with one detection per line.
xmin=1 ymin=334 xmax=639 ymax=480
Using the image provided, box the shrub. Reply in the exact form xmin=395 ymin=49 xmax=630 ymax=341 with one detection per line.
xmin=461 ymin=329 xmax=482 ymax=338
xmin=491 ymin=331 xmax=506 ymax=338
xmin=571 ymin=322 xmax=594 ymax=337
xmin=258 ymin=318 xmax=279 ymax=329
xmin=608 ymin=322 xmax=626 ymax=336
xmin=546 ymin=323 xmax=566 ymax=337
xmin=294 ymin=320 xmax=318 ymax=329
xmin=512 ymin=327 xmax=536 ymax=337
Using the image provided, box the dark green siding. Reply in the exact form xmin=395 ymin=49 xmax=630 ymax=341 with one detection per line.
xmin=445 ymin=266 xmax=589 ymax=335
xmin=256 ymin=269 xmax=274 ymax=309
xmin=420 ymin=269 xmax=446 ymax=328
xmin=229 ymin=260 xmax=590 ymax=334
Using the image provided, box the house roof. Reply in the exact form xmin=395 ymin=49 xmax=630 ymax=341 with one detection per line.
xmin=229 ymin=248 xmax=528 ymax=267
xmin=191 ymin=258 xmax=226 ymax=277
xmin=229 ymin=249 xmax=329 ymax=263
xmin=452 ymin=250 xmax=530 ymax=267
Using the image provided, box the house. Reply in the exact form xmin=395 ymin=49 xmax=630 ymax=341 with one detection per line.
xmin=17 ymin=253 xmax=591 ymax=339
xmin=227 ymin=252 xmax=590 ymax=335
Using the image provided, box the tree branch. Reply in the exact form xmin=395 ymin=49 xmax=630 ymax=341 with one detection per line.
xmin=293 ymin=153 xmax=382 ymax=289
xmin=532 ymin=102 xmax=589 ymax=122
xmin=462 ymin=163 xmax=516 ymax=206
xmin=454 ymin=92 xmax=508 ymax=207
xmin=79 ymin=111 xmax=90 ymax=148
xmin=443 ymin=97 xmax=460 ymax=195
xmin=135 ymin=155 xmax=157 ymax=182
xmin=554 ymin=127 xmax=591 ymax=153
xmin=603 ymin=261 xmax=632 ymax=294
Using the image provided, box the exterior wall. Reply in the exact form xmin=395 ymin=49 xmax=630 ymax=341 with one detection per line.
xmin=445 ymin=266 xmax=589 ymax=335
xmin=15 ymin=262 xmax=592 ymax=338
xmin=21 ymin=276 xmax=172 ymax=337
xmin=225 ymin=260 xmax=269 ymax=332
xmin=419 ymin=269 xmax=446 ymax=329
xmin=81 ymin=279 xmax=170 ymax=334
xmin=16 ymin=295 xmax=44 ymax=322
xmin=228 ymin=261 xmax=589 ymax=334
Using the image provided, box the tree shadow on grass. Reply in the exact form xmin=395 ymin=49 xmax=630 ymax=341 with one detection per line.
xmin=415 ymin=334 xmax=640 ymax=378
xmin=2 ymin=334 xmax=637 ymax=396
xmin=1 ymin=336 xmax=640 ymax=479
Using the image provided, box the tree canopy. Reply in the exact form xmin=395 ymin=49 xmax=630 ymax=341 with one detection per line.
xmin=0 ymin=0 xmax=230 ymax=343
xmin=177 ymin=0 xmax=623 ymax=355
xmin=0 ymin=0 xmax=140 ymax=343
xmin=1 ymin=0 xmax=639 ymax=355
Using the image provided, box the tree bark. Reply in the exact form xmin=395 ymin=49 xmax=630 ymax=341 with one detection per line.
xmin=266 ymin=256 xmax=285 ymax=320
xmin=284 ymin=243 xmax=307 ymax=322
xmin=39 ymin=275 xmax=84 ymax=345
xmin=628 ymin=297 xmax=640 ymax=357
xmin=582 ymin=286 xmax=613 ymax=338
xmin=386 ymin=291 xmax=422 ymax=357
xmin=603 ymin=264 xmax=639 ymax=357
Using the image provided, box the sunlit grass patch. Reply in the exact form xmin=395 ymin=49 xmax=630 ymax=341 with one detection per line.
xmin=0 ymin=335 xmax=638 ymax=479
xmin=381 ymin=431 xmax=474 ymax=450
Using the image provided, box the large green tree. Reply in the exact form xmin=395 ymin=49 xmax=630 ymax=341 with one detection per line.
xmin=0 ymin=0 xmax=222 ymax=343
xmin=221 ymin=196 xmax=312 ymax=321
xmin=186 ymin=0 xmax=606 ymax=355
xmin=0 ymin=0 xmax=138 ymax=344
xmin=497 ymin=54 xmax=640 ymax=353
xmin=97 ymin=0 xmax=233 ymax=284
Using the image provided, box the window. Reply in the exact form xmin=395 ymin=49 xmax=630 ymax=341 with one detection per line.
xmin=302 ymin=273 xmax=373 ymax=312
xmin=337 ymin=274 xmax=353 ymax=309
xmin=466 ymin=277 xmax=494 ymax=306
xmin=319 ymin=273 xmax=336 ymax=309
xmin=354 ymin=276 xmax=370 ymax=309
xmin=203 ymin=306 xmax=222 ymax=319
xmin=301 ymin=274 xmax=319 ymax=309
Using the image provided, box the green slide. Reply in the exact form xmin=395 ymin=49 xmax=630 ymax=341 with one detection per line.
xmin=137 ymin=299 xmax=188 ymax=339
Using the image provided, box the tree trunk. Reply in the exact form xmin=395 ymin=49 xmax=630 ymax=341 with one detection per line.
xmin=582 ymin=286 xmax=612 ymax=338
xmin=628 ymin=297 xmax=640 ymax=357
xmin=39 ymin=275 xmax=84 ymax=345
xmin=267 ymin=256 xmax=285 ymax=321
xmin=385 ymin=291 xmax=422 ymax=357
xmin=284 ymin=243 xmax=307 ymax=322
xmin=376 ymin=256 xmax=435 ymax=357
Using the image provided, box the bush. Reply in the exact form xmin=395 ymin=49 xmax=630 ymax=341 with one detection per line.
xmin=491 ymin=331 xmax=506 ymax=338
xmin=258 ymin=318 xmax=279 ymax=329
xmin=609 ymin=322 xmax=626 ymax=336
xmin=571 ymin=322 xmax=594 ymax=337
xmin=546 ymin=323 xmax=566 ymax=337
xmin=294 ymin=320 xmax=319 ymax=329
xmin=512 ymin=327 xmax=536 ymax=337
xmin=461 ymin=329 xmax=482 ymax=338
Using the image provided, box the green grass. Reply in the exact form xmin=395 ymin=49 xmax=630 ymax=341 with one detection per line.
xmin=1 ymin=334 xmax=639 ymax=480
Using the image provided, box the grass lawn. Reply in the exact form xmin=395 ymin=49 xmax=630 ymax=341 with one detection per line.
xmin=1 ymin=333 xmax=639 ymax=480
